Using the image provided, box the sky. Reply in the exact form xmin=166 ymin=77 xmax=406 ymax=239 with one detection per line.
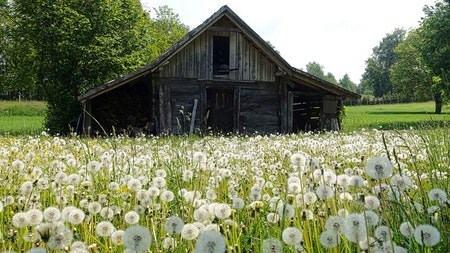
xmin=140 ymin=0 xmax=436 ymax=84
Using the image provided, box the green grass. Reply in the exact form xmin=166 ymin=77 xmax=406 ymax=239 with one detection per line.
xmin=1 ymin=100 xmax=449 ymax=135
xmin=343 ymin=101 xmax=450 ymax=132
xmin=0 ymin=100 xmax=46 ymax=135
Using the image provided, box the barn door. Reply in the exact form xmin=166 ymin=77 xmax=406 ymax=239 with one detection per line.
xmin=206 ymin=88 xmax=234 ymax=133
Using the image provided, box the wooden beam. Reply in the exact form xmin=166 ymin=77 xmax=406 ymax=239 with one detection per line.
xmin=189 ymin=99 xmax=198 ymax=135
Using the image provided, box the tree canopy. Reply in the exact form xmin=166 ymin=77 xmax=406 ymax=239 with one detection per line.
xmin=2 ymin=1 xmax=188 ymax=133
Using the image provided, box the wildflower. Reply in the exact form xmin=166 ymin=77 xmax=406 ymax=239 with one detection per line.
xmin=124 ymin=211 xmax=140 ymax=225
xmin=365 ymin=156 xmax=393 ymax=180
xmin=127 ymin=178 xmax=142 ymax=192
xmin=277 ymin=203 xmax=295 ymax=219
xmin=262 ymin=238 xmax=283 ymax=253
xmin=362 ymin=210 xmax=380 ymax=226
xmin=183 ymin=170 xmax=194 ymax=181
xmin=302 ymin=192 xmax=318 ymax=205
xmin=282 ymin=227 xmax=303 ymax=245
xmin=337 ymin=174 xmax=350 ymax=188
xmin=108 ymin=182 xmax=120 ymax=191
xmin=123 ymin=225 xmax=152 ymax=252
xmin=21 ymin=181 xmax=34 ymax=195
xmin=12 ymin=212 xmax=29 ymax=228
xmin=232 ymin=197 xmax=245 ymax=209
xmin=160 ymin=190 xmax=175 ymax=202
xmin=390 ymin=174 xmax=413 ymax=190
xmin=100 ymin=207 xmax=115 ymax=220
xmin=374 ymin=225 xmax=392 ymax=242
xmin=315 ymin=185 xmax=334 ymax=200
xmin=71 ymin=241 xmax=88 ymax=250
xmin=364 ymin=195 xmax=380 ymax=210
xmin=164 ymin=216 xmax=184 ymax=235
xmin=194 ymin=208 xmax=210 ymax=222
xmin=96 ymin=221 xmax=116 ymax=237
xmin=325 ymin=216 xmax=343 ymax=233
xmin=399 ymin=221 xmax=414 ymax=237
xmin=111 ymin=230 xmax=125 ymax=245
xmin=87 ymin=202 xmax=102 ymax=214
xmin=428 ymin=188 xmax=447 ymax=202
xmin=86 ymin=160 xmax=101 ymax=172
xmin=343 ymin=213 xmax=367 ymax=243
xmin=67 ymin=208 xmax=85 ymax=225
xmin=47 ymin=226 xmax=73 ymax=250
xmin=27 ymin=209 xmax=44 ymax=225
xmin=148 ymin=186 xmax=160 ymax=197
xmin=181 ymin=223 xmax=199 ymax=240
xmin=162 ymin=237 xmax=177 ymax=249
xmin=214 ymin=203 xmax=232 ymax=219
xmin=194 ymin=231 xmax=226 ymax=253
xmin=290 ymin=153 xmax=307 ymax=167
xmin=320 ymin=230 xmax=340 ymax=248
xmin=413 ymin=224 xmax=440 ymax=247
xmin=349 ymin=175 xmax=365 ymax=187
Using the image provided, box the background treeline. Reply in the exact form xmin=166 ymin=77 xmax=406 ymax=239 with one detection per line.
xmin=0 ymin=0 xmax=188 ymax=133
xmin=306 ymin=0 xmax=449 ymax=113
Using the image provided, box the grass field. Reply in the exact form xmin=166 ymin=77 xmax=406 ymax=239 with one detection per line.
xmin=0 ymin=100 xmax=449 ymax=135
xmin=0 ymin=100 xmax=46 ymax=135
xmin=343 ymin=102 xmax=450 ymax=132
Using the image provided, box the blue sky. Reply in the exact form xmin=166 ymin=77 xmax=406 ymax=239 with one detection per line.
xmin=141 ymin=0 xmax=436 ymax=84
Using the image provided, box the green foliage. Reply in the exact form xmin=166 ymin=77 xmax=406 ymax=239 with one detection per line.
xmin=306 ymin=61 xmax=340 ymax=85
xmin=8 ymin=1 xmax=188 ymax=134
xmin=417 ymin=0 xmax=450 ymax=113
xmin=390 ymin=30 xmax=433 ymax=102
xmin=339 ymin=74 xmax=357 ymax=92
xmin=361 ymin=28 xmax=406 ymax=97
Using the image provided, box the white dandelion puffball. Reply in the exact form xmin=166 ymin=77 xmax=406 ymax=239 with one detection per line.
xmin=343 ymin=213 xmax=368 ymax=243
xmin=428 ymin=188 xmax=447 ymax=202
xmin=364 ymin=195 xmax=381 ymax=210
xmin=111 ymin=230 xmax=125 ymax=245
xmin=413 ymin=224 xmax=440 ymax=247
xmin=365 ymin=156 xmax=393 ymax=180
xmin=320 ymin=230 xmax=340 ymax=248
xmin=181 ymin=223 xmax=199 ymax=240
xmin=96 ymin=221 xmax=116 ymax=237
xmin=262 ymin=238 xmax=283 ymax=253
xmin=399 ymin=221 xmax=414 ymax=237
xmin=282 ymin=227 xmax=303 ymax=245
xmin=124 ymin=211 xmax=140 ymax=225
xmin=164 ymin=216 xmax=185 ymax=235
xmin=194 ymin=231 xmax=226 ymax=253
xmin=123 ymin=225 xmax=152 ymax=252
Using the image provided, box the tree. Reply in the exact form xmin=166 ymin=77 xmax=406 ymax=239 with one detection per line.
xmin=306 ymin=61 xmax=326 ymax=79
xmin=11 ymin=1 xmax=188 ymax=134
xmin=339 ymin=74 xmax=357 ymax=92
xmin=390 ymin=30 xmax=433 ymax=102
xmin=361 ymin=28 xmax=406 ymax=97
xmin=147 ymin=5 xmax=189 ymax=60
xmin=418 ymin=0 xmax=450 ymax=113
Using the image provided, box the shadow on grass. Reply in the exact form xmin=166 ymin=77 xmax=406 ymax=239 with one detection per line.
xmin=355 ymin=120 xmax=450 ymax=131
xmin=367 ymin=111 xmax=450 ymax=115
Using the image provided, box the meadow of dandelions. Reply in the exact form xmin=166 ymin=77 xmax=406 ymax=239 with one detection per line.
xmin=0 ymin=129 xmax=448 ymax=252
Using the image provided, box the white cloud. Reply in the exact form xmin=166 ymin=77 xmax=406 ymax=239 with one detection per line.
xmin=142 ymin=0 xmax=435 ymax=83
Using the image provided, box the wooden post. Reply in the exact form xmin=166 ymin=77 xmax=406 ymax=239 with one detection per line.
xmin=233 ymin=87 xmax=241 ymax=133
xmin=189 ymin=99 xmax=198 ymax=135
xmin=287 ymin=92 xmax=293 ymax=133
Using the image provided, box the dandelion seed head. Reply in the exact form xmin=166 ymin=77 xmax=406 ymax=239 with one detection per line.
xmin=12 ymin=212 xmax=29 ymax=228
xmin=47 ymin=225 xmax=73 ymax=250
xmin=282 ymin=227 xmax=303 ymax=245
xmin=160 ymin=190 xmax=175 ymax=202
xmin=111 ymin=230 xmax=125 ymax=245
xmin=27 ymin=209 xmax=43 ymax=225
xmin=124 ymin=211 xmax=140 ymax=225
xmin=413 ymin=224 xmax=440 ymax=247
xmin=343 ymin=213 xmax=367 ymax=243
xmin=364 ymin=195 xmax=380 ymax=210
xmin=194 ymin=231 xmax=226 ymax=253
xmin=428 ymin=188 xmax=447 ymax=202
xmin=164 ymin=216 xmax=184 ymax=235
xmin=262 ymin=238 xmax=283 ymax=253
xmin=181 ymin=223 xmax=199 ymax=240
xmin=232 ymin=197 xmax=245 ymax=209
xmin=123 ymin=225 xmax=152 ymax=252
xmin=96 ymin=221 xmax=115 ymax=237
xmin=325 ymin=216 xmax=343 ymax=233
xmin=162 ymin=236 xmax=177 ymax=249
xmin=365 ymin=157 xmax=393 ymax=180
xmin=399 ymin=221 xmax=414 ymax=237
xmin=320 ymin=230 xmax=340 ymax=248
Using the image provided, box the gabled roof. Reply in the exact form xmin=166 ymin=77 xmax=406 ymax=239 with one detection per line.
xmin=79 ymin=5 xmax=360 ymax=102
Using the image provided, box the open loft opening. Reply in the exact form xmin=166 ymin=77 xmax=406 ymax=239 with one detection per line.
xmin=213 ymin=36 xmax=230 ymax=78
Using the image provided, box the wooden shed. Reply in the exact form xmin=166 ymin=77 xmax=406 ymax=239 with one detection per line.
xmin=78 ymin=5 xmax=359 ymax=136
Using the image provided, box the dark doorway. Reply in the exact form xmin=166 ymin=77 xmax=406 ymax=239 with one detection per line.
xmin=291 ymin=94 xmax=321 ymax=132
xmin=206 ymin=88 xmax=234 ymax=133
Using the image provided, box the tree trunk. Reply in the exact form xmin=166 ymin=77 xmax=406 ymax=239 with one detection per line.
xmin=434 ymin=92 xmax=442 ymax=114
